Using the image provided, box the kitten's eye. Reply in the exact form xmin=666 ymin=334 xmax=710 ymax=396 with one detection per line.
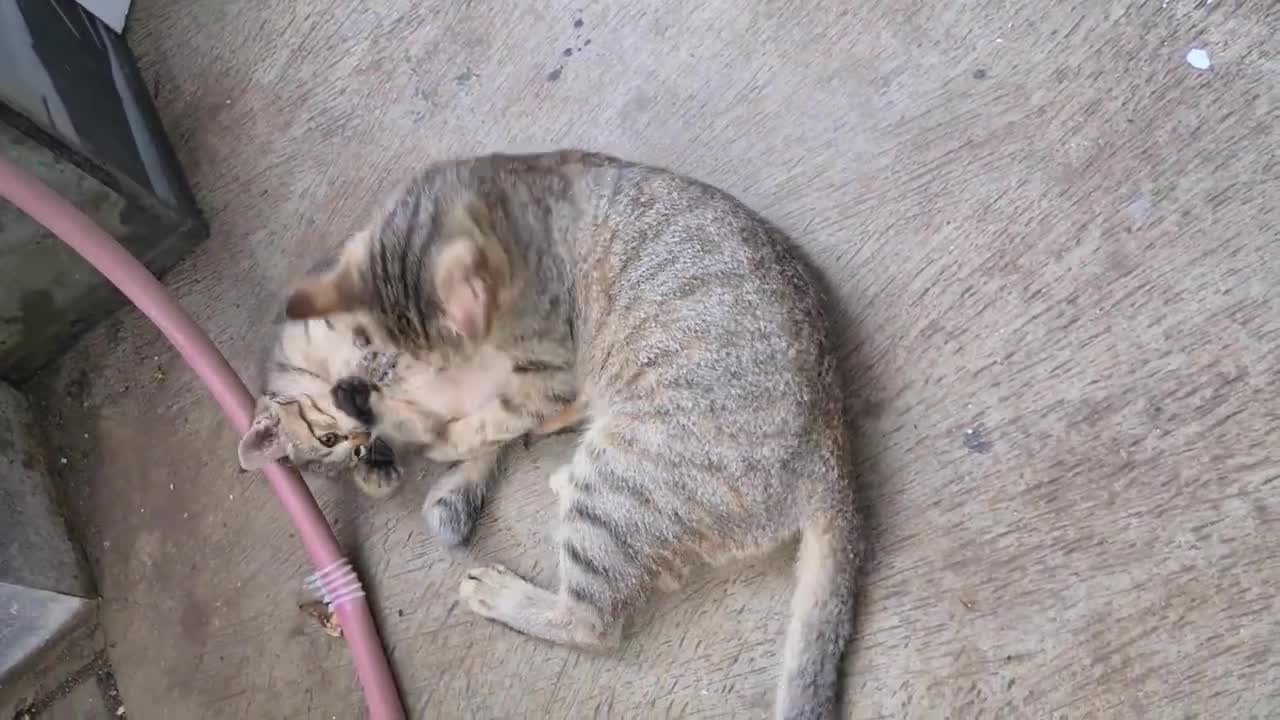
xmin=319 ymin=432 xmax=340 ymax=448
xmin=353 ymin=326 xmax=370 ymax=349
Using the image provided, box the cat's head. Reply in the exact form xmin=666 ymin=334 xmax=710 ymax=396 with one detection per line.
xmin=236 ymin=314 xmax=403 ymax=498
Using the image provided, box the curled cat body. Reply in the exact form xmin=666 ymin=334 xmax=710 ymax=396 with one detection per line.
xmin=286 ymin=150 xmax=861 ymax=719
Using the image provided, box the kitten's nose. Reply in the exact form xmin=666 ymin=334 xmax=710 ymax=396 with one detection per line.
xmin=368 ymin=437 xmax=395 ymax=466
xmin=350 ymin=431 xmax=371 ymax=460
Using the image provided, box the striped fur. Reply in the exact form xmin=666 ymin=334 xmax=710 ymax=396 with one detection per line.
xmin=285 ymin=151 xmax=861 ymax=717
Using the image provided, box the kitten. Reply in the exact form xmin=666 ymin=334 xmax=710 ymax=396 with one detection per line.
xmin=236 ymin=312 xmax=405 ymax=497
xmin=284 ymin=151 xmax=860 ymax=719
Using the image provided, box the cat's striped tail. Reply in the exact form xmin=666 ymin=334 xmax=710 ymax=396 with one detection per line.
xmin=776 ymin=509 xmax=861 ymax=719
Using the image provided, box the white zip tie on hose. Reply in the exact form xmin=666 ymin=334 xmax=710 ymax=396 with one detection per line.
xmin=305 ymin=557 xmax=366 ymax=608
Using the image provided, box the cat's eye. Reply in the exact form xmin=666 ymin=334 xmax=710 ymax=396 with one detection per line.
xmin=353 ymin=326 xmax=370 ymax=349
xmin=319 ymin=432 xmax=340 ymax=448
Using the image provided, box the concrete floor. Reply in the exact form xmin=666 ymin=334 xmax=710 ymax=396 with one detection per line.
xmin=26 ymin=0 xmax=1279 ymax=717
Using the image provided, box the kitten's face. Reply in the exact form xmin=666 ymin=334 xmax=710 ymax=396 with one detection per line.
xmin=237 ymin=314 xmax=403 ymax=498
xmin=248 ymin=393 xmax=398 ymax=486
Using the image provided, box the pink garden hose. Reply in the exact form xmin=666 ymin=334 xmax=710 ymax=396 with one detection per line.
xmin=0 ymin=154 xmax=405 ymax=720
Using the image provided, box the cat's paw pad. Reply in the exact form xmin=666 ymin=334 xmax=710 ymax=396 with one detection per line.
xmin=460 ymin=564 xmax=521 ymax=617
xmin=424 ymin=490 xmax=479 ymax=546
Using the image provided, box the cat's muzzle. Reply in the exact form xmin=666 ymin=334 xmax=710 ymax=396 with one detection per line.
xmin=353 ymin=436 xmax=396 ymax=468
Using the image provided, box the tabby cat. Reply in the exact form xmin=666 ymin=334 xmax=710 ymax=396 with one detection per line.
xmin=285 ymin=151 xmax=860 ymax=719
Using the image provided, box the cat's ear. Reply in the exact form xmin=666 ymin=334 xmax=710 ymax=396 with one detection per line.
xmin=434 ymin=204 xmax=511 ymax=341
xmin=238 ymin=409 xmax=287 ymax=471
xmin=434 ymin=238 xmax=495 ymax=340
xmin=285 ymin=232 xmax=369 ymax=319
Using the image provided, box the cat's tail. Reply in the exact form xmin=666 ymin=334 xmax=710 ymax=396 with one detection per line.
xmin=776 ymin=508 xmax=861 ymax=720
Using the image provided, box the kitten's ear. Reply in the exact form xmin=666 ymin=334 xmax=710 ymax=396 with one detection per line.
xmin=434 ymin=239 xmax=495 ymax=340
xmin=238 ymin=410 xmax=287 ymax=471
xmin=285 ymin=232 xmax=369 ymax=320
xmin=434 ymin=203 xmax=512 ymax=341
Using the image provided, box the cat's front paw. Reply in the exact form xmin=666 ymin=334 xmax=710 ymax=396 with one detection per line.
xmin=459 ymin=564 xmax=522 ymax=618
